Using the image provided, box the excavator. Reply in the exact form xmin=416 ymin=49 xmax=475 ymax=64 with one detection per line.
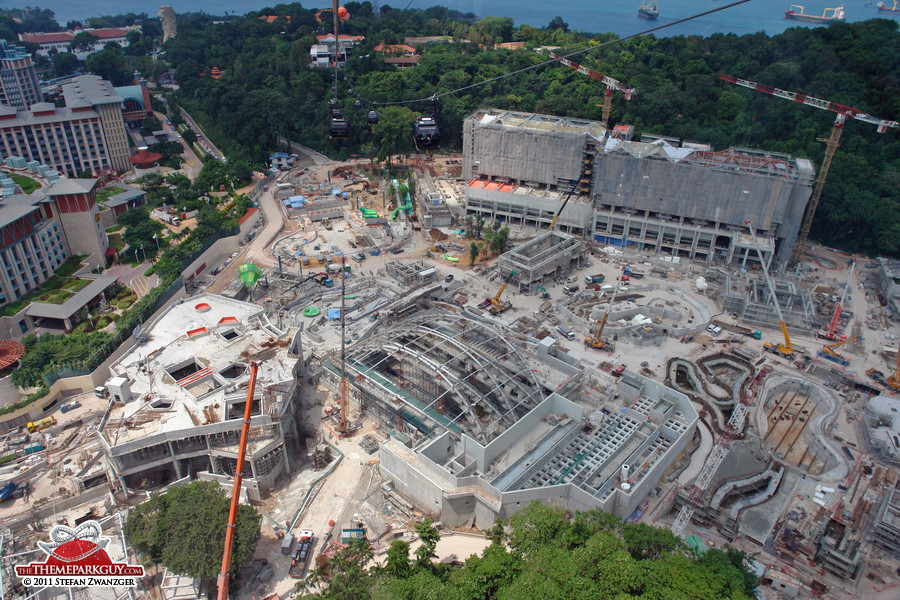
xmin=585 ymin=266 xmax=626 ymax=351
xmin=479 ymin=270 xmax=517 ymax=314
xmin=817 ymin=337 xmax=860 ymax=367
xmin=817 ymin=260 xmax=855 ymax=340
xmin=746 ymin=223 xmax=795 ymax=360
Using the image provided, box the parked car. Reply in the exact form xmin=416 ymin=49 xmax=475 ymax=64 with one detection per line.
xmin=445 ymin=274 xmax=454 ymax=283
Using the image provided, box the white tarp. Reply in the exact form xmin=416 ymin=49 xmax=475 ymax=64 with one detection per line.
xmin=695 ymin=276 xmax=708 ymax=292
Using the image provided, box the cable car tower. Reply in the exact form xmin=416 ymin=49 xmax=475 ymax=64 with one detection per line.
xmin=549 ymin=52 xmax=635 ymax=127
xmin=718 ymin=74 xmax=898 ymax=265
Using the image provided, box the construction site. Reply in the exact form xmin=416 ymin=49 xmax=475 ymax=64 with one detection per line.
xmin=1 ymin=96 xmax=899 ymax=600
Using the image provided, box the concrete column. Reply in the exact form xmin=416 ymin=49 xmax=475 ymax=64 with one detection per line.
xmin=169 ymin=441 xmax=182 ymax=479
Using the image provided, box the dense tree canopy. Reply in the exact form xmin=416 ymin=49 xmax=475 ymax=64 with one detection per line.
xmin=299 ymin=502 xmax=757 ymax=600
xmin=125 ymin=481 xmax=261 ymax=597
xmin=161 ymin=6 xmax=900 ymax=256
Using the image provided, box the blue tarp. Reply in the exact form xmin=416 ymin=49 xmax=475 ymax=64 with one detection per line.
xmin=327 ymin=308 xmax=341 ymax=321
xmin=332 ymin=188 xmax=341 ymax=195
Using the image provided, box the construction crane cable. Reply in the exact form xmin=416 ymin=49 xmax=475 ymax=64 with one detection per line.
xmin=348 ymin=0 xmax=751 ymax=107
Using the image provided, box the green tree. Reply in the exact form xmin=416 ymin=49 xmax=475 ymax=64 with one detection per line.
xmin=383 ymin=539 xmax=412 ymax=578
xmin=622 ymin=522 xmax=685 ymax=560
xmin=413 ymin=517 xmax=440 ymax=568
xmin=68 ymin=31 xmax=98 ymax=53
xmin=469 ymin=241 xmax=479 ymax=266
xmin=51 ymin=52 xmax=79 ymax=77
xmin=124 ymin=481 xmax=261 ymax=597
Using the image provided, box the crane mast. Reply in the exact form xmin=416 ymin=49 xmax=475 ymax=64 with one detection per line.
xmin=339 ymin=255 xmax=350 ymax=434
xmin=819 ymin=259 xmax=855 ymax=340
xmin=745 ymin=222 xmax=793 ymax=359
xmin=549 ymin=52 xmax=635 ymax=127
xmin=217 ymin=361 xmax=261 ymax=600
xmin=585 ymin=266 xmax=627 ymax=350
xmin=719 ymin=74 xmax=898 ymax=266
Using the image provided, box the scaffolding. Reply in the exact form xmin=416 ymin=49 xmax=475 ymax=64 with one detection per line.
xmin=321 ymin=310 xmax=547 ymax=445
xmin=498 ymin=232 xmax=588 ymax=293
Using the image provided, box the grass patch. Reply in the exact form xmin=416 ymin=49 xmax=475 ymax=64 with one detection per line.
xmin=55 ymin=255 xmax=86 ymax=277
xmin=110 ymin=288 xmax=138 ymax=310
xmin=105 ymin=224 xmax=124 ymax=233
xmin=108 ymin=233 xmax=125 ymax=250
xmin=96 ymin=186 xmax=125 ymax=204
xmin=0 ymin=300 xmax=29 ymax=317
xmin=1 ymin=171 xmax=41 ymax=194
xmin=63 ymin=278 xmax=90 ymax=292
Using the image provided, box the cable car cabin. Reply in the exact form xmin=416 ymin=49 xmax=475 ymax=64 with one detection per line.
xmin=354 ymin=100 xmax=362 ymax=108
xmin=414 ymin=117 xmax=440 ymax=150
xmin=367 ymin=110 xmax=379 ymax=125
xmin=330 ymin=117 xmax=349 ymax=139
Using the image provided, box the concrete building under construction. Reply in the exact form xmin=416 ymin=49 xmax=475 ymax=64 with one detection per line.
xmin=462 ymin=109 xmax=815 ymax=265
xmin=497 ymin=231 xmax=589 ymax=292
xmin=97 ymin=294 xmax=307 ymax=500
xmin=321 ymin=308 xmax=697 ymax=528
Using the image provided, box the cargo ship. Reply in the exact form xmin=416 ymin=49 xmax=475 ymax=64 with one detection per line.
xmin=638 ymin=0 xmax=660 ymax=20
xmin=876 ymin=1 xmax=900 ymax=14
xmin=784 ymin=5 xmax=846 ymax=23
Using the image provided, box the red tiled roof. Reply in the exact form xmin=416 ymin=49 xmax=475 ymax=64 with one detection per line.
xmin=259 ymin=15 xmax=291 ymax=23
xmin=22 ymin=32 xmax=73 ymax=44
xmin=374 ymin=42 xmax=416 ymax=54
xmin=315 ymin=34 xmax=364 ymax=42
xmin=384 ymin=56 xmax=420 ymax=65
xmin=92 ymin=28 xmax=128 ymax=39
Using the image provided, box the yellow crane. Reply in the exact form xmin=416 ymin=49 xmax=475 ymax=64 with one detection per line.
xmin=585 ymin=266 xmax=626 ymax=350
xmin=886 ymin=349 xmax=900 ymax=391
xmin=745 ymin=222 xmax=795 ymax=360
xmin=817 ymin=337 xmax=859 ymax=367
xmin=480 ymin=270 xmax=517 ymax=314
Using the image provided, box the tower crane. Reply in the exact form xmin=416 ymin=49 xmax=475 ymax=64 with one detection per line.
xmin=745 ymin=222 xmax=795 ymax=360
xmin=549 ymin=53 xmax=636 ymax=127
xmin=817 ymin=259 xmax=855 ymax=341
xmin=337 ymin=254 xmax=354 ymax=436
xmin=585 ymin=265 xmax=626 ymax=351
xmin=719 ymin=74 xmax=898 ymax=265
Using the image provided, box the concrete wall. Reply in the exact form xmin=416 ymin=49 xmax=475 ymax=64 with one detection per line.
xmin=465 ymin=187 xmax=592 ymax=232
xmin=592 ymin=152 xmax=811 ymax=263
xmin=57 ymin=201 xmax=107 ymax=271
xmin=464 ymin=119 xmax=585 ymax=186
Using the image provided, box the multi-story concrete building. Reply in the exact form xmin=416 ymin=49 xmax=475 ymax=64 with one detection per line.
xmin=0 ymin=179 xmax=108 ymax=309
xmin=19 ymin=26 xmax=140 ymax=60
xmin=0 ymin=40 xmax=42 ymax=111
xmin=0 ymin=198 xmax=66 ymax=309
xmin=0 ymin=102 xmax=112 ymax=178
xmin=63 ymin=76 xmax=131 ymax=171
xmin=462 ymin=109 xmax=815 ymax=266
xmin=98 ymin=294 xmax=307 ymax=500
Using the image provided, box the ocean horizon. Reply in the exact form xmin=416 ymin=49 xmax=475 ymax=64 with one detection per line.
xmin=4 ymin=0 xmax=896 ymax=39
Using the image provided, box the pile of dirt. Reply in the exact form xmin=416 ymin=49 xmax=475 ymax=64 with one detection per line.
xmin=429 ymin=228 xmax=448 ymax=241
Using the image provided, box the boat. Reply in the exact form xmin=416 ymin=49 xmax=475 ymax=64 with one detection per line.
xmin=876 ymin=1 xmax=900 ymax=14
xmin=638 ymin=0 xmax=659 ymax=20
xmin=784 ymin=5 xmax=846 ymax=23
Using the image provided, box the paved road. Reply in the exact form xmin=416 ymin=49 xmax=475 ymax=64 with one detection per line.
xmin=106 ymin=262 xmax=159 ymax=299
xmin=205 ymin=181 xmax=288 ymax=294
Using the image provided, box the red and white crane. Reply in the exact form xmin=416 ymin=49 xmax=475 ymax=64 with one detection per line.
xmin=719 ymin=74 xmax=898 ymax=265
xmin=818 ymin=259 xmax=855 ymax=341
xmin=549 ymin=52 xmax=636 ymax=127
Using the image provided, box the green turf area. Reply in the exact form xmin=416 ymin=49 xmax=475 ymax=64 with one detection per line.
xmin=55 ymin=255 xmax=86 ymax=277
xmin=108 ymin=233 xmax=125 ymax=250
xmin=96 ymin=186 xmax=125 ymax=204
xmin=1 ymin=171 xmax=41 ymax=194
xmin=0 ymin=300 xmax=29 ymax=317
xmin=105 ymin=224 xmax=124 ymax=233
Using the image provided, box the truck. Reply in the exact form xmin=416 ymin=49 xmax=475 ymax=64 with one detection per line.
xmin=0 ymin=481 xmax=28 ymax=501
xmin=289 ymin=530 xmax=315 ymax=578
xmin=556 ymin=325 xmax=576 ymax=340
xmin=585 ymin=274 xmax=606 ymax=284
xmin=26 ymin=416 xmax=56 ymax=434
xmin=623 ymin=266 xmax=644 ymax=279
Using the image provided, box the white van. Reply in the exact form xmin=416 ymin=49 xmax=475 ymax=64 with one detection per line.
xmin=706 ymin=324 xmax=723 ymax=336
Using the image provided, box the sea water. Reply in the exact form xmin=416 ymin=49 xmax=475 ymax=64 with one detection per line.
xmin=4 ymin=0 xmax=893 ymax=38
